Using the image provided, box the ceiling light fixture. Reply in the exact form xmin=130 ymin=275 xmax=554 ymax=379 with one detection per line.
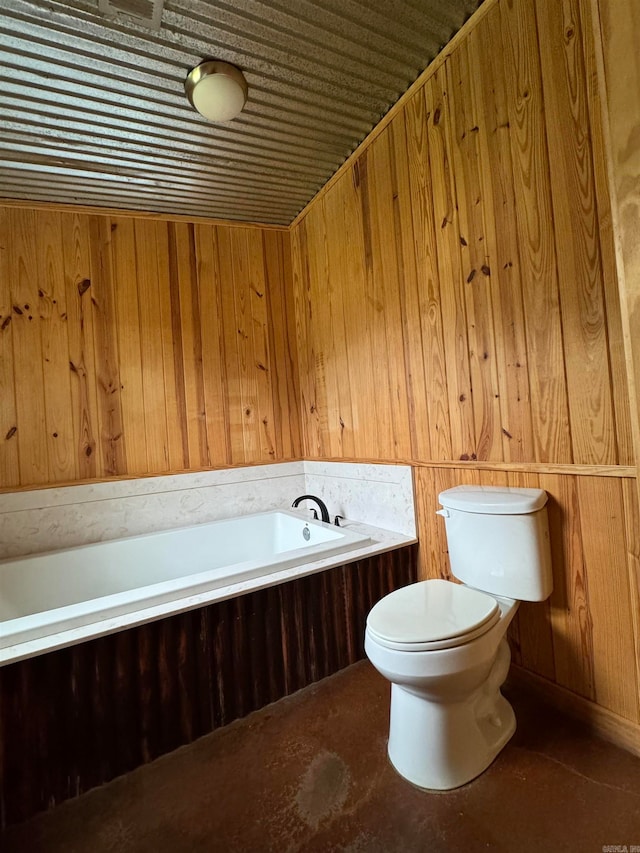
xmin=185 ymin=60 xmax=248 ymax=122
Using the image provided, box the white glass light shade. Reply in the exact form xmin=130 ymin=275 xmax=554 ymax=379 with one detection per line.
xmin=185 ymin=61 xmax=248 ymax=122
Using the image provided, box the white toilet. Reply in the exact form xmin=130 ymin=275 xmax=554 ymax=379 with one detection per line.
xmin=365 ymin=485 xmax=553 ymax=791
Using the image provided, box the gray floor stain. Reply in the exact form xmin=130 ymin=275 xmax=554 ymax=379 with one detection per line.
xmin=295 ymin=750 xmax=351 ymax=829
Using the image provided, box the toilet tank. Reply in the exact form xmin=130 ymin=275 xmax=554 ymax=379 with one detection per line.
xmin=438 ymin=486 xmax=553 ymax=601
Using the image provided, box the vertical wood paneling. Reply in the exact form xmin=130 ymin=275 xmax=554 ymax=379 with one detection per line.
xmin=37 ymin=211 xmax=76 ymax=483
xmin=302 ymin=209 xmax=330 ymax=456
xmin=594 ymin=0 xmax=640 ymax=533
xmin=231 ymin=229 xmax=259 ymax=461
xmin=0 ymin=208 xmax=20 ymax=488
xmin=358 ymin=151 xmax=397 ymax=459
xmin=535 ymin=0 xmax=616 ymax=466
xmin=576 ymin=476 xmax=639 ymax=720
xmin=323 ymin=188 xmax=356 ymax=458
xmin=447 ymin=42 xmax=503 ymax=462
xmin=469 ymin=8 xmax=535 ymax=462
xmin=368 ymin=131 xmax=413 ymax=460
xmin=134 ymin=219 xmax=170 ymax=473
xmin=578 ymin=0 xmax=635 ymax=468
xmin=341 ymin=167 xmax=380 ymax=459
xmin=263 ymin=230 xmax=301 ymax=460
xmin=61 ymin=213 xmax=98 ymax=480
xmin=539 ymin=471 xmax=595 ymax=700
xmin=396 ymin=96 xmax=450 ymax=461
xmin=290 ymin=0 xmax=629 ymax=469
xmin=499 ymin=0 xmax=572 ymax=463
xmin=157 ymin=222 xmax=189 ymax=473
xmin=0 ymin=210 xmax=298 ymax=488
xmin=622 ymin=478 xmax=640 ymax=710
xmin=195 ymin=224 xmax=230 ymax=467
xmin=9 ymin=208 xmax=48 ymax=484
xmin=111 ymin=217 xmax=147 ymax=476
xmin=290 ymin=220 xmax=316 ymax=457
xmin=424 ymin=68 xmax=477 ymax=460
xmin=88 ymin=215 xmax=125 ymax=477
xmin=246 ymin=232 xmax=276 ymax=460
xmin=172 ymin=222 xmax=209 ymax=469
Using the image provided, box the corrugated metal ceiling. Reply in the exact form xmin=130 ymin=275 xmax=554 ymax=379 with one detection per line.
xmin=0 ymin=0 xmax=482 ymax=225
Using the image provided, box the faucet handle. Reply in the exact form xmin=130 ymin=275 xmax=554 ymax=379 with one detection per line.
xmin=334 ymin=515 xmax=344 ymax=526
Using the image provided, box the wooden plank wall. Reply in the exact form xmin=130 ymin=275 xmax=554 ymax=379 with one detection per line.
xmin=290 ymin=0 xmax=640 ymax=731
xmin=0 ymin=210 xmax=301 ymax=488
xmin=593 ymin=0 xmax=640 ymax=511
xmin=291 ymin=0 xmax=632 ymax=468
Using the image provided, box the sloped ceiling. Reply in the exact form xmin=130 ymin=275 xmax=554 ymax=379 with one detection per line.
xmin=0 ymin=0 xmax=481 ymax=224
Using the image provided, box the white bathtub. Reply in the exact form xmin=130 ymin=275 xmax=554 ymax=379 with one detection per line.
xmin=0 ymin=510 xmax=370 ymax=665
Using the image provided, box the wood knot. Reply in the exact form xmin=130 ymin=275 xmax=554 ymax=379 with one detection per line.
xmin=5 ymin=426 xmax=17 ymax=440
xmin=78 ymin=279 xmax=91 ymax=296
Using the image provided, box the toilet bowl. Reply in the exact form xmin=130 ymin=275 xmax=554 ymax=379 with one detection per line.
xmin=365 ymin=580 xmax=519 ymax=790
xmin=365 ymin=486 xmax=553 ymax=791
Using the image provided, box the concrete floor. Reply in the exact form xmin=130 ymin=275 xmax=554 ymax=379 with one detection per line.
xmin=3 ymin=661 xmax=640 ymax=852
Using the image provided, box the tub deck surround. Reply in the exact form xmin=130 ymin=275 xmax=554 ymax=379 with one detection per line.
xmin=0 ymin=462 xmax=307 ymax=561
xmin=0 ymin=510 xmax=414 ymax=666
xmin=0 ymin=461 xmax=415 ymax=560
xmin=0 ymin=547 xmax=419 ymax=828
xmin=302 ymin=461 xmax=416 ymax=537
xmin=0 ymin=459 xmax=417 ymax=824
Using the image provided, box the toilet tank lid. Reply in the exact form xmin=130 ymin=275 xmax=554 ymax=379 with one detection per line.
xmin=438 ymin=485 xmax=548 ymax=514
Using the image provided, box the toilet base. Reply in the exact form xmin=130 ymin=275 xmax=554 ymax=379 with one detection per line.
xmin=387 ymin=639 xmax=515 ymax=790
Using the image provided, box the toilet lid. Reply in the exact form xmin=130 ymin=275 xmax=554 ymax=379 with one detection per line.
xmin=366 ymin=579 xmax=499 ymax=647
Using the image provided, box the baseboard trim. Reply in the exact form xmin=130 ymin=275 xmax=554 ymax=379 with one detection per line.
xmin=508 ymin=665 xmax=640 ymax=759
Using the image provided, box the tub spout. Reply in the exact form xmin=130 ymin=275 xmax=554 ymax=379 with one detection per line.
xmin=291 ymin=494 xmax=330 ymax=524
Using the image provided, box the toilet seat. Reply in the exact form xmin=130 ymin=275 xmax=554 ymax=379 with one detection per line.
xmin=366 ymin=579 xmax=501 ymax=652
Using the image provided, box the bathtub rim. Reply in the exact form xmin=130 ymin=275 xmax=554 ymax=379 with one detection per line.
xmin=0 ymin=514 xmax=416 ymax=667
xmin=1 ymin=510 xmax=369 ymax=646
